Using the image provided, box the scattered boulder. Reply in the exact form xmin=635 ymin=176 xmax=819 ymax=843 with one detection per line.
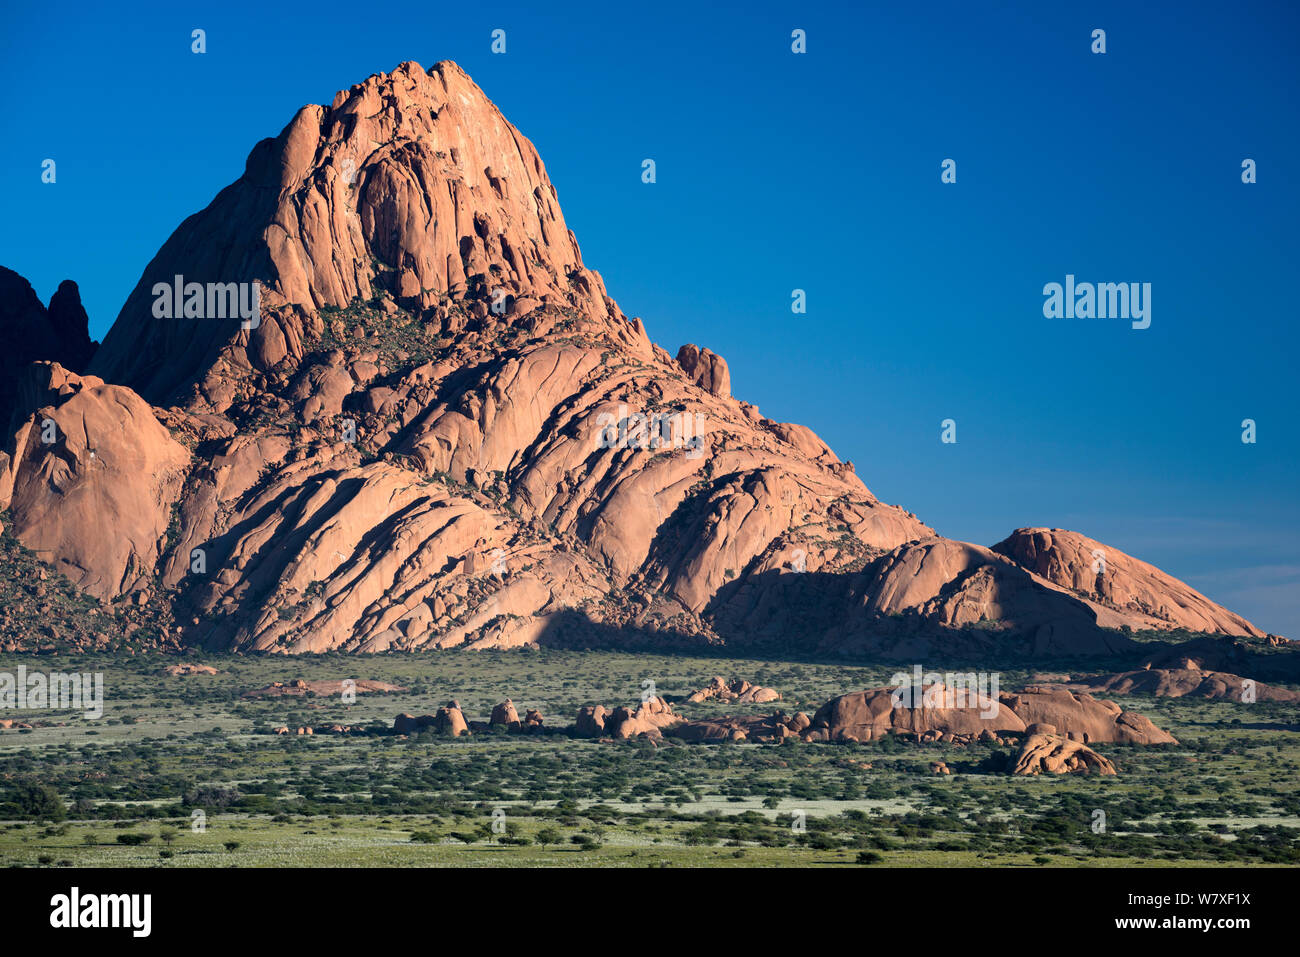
xmin=1063 ymin=668 xmax=1300 ymax=703
xmin=393 ymin=701 xmax=468 ymax=737
xmin=435 ymin=701 xmax=469 ymax=737
xmin=1011 ymin=733 xmax=1117 ymax=776
xmin=245 ymin=678 xmax=406 ymax=698
xmin=162 ymin=663 xmax=219 ymax=676
xmin=668 ymin=711 xmax=808 ymax=743
xmin=576 ymin=697 xmax=681 ymax=740
xmin=489 ymin=699 xmax=521 ymax=730
xmin=686 ymin=676 xmax=781 ymax=704
xmin=392 ymin=713 xmax=433 ymax=735
xmin=575 ymin=705 xmax=609 ymax=737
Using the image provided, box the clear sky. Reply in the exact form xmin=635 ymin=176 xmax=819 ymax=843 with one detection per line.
xmin=2 ymin=1 xmax=1297 ymax=635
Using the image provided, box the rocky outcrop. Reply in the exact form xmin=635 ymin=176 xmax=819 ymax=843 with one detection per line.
xmin=686 ymin=676 xmax=781 ymax=704
xmin=668 ymin=710 xmax=810 ymax=743
xmin=89 ymin=60 xmax=626 ymax=405
xmin=162 ymin=663 xmax=220 ymax=676
xmin=393 ymin=700 xmax=468 ymax=736
xmin=992 ymin=528 xmax=1263 ymax=637
xmin=805 ymin=685 xmax=1026 ymax=743
xmin=1011 ymin=734 xmax=1117 ymax=775
xmin=575 ymin=705 xmax=609 ymax=737
xmin=0 ymin=268 xmax=97 ymax=428
xmin=244 ymin=678 xmax=406 ymax=697
xmin=0 ymin=363 xmax=189 ymax=600
xmin=0 ymin=61 xmax=1273 ymax=657
xmin=771 ymin=684 xmax=1178 ymax=747
xmin=997 ymin=688 xmax=1177 ymax=745
xmin=573 ymin=696 xmax=681 ymax=739
xmin=675 ymin=344 xmax=730 ymax=398
xmin=45 ymin=281 xmax=98 ymax=373
xmin=489 ymin=699 xmax=521 ymax=729
xmin=21 ymin=59 xmax=928 ymax=653
xmin=1059 ymin=668 xmax=1300 ymax=703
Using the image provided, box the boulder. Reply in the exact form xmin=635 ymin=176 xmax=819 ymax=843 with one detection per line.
xmin=435 ymin=702 xmax=469 ymax=737
xmin=490 ymin=698 xmax=521 ymax=730
xmin=675 ymin=344 xmax=731 ymax=398
xmin=0 ymin=363 xmax=189 ymax=601
xmin=807 ymin=685 xmax=1025 ymax=743
xmin=686 ymin=676 xmax=781 ymax=704
xmin=998 ymin=688 xmax=1177 ymax=745
xmin=1011 ymin=733 xmax=1117 ymax=775
xmin=1066 ymin=668 xmax=1300 ymax=704
xmin=575 ymin=705 xmax=608 ymax=738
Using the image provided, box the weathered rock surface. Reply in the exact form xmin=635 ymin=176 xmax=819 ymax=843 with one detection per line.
xmin=0 ymin=363 xmax=189 ymax=600
xmin=686 ymin=676 xmax=781 ymax=704
xmin=675 ymin=344 xmax=730 ymax=398
xmin=0 ymin=62 xmax=1276 ymax=656
xmin=1058 ymin=668 xmax=1300 ymax=703
xmin=489 ymin=698 xmax=521 ymax=729
xmin=0 ymin=268 xmax=97 ymax=428
xmin=806 ymin=685 xmax=1026 ymax=743
xmin=244 ymin=677 xmax=405 ymax=697
xmin=997 ymin=688 xmax=1178 ymax=745
xmin=1011 ymin=733 xmax=1117 ymax=775
xmin=993 ymin=528 xmax=1262 ymax=637
xmin=574 ymin=696 xmax=681 ymax=739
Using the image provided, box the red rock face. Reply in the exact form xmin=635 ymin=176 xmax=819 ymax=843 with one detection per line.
xmin=1011 ymin=734 xmax=1117 ymax=775
xmin=0 ymin=362 xmax=189 ymax=601
xmin=992 ymin=528 xmax=1263 ymax=637
xmin=89 ymin=61 xmax=613 ymax=405
xmin=0 ymin=61 xmax=1276 ymax=654
xmin=996 ymin=688 xmax=1178 ymax=745
xmin=1057 ymin=668 xmax=1300 ymax=703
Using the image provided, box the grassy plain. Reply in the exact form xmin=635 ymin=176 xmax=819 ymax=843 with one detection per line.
xmin=1 ymin=649 xmax=1297 ymax=867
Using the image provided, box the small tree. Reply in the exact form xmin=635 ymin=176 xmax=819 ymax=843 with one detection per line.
xmin=6 ymin=783 xmax=66 ymax=822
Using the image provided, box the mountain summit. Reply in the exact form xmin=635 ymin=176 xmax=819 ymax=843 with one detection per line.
xmin=91 ymin=60 xmax=616 ymax=404
xmin=0 ymin=61 xmax=1270 ymax=654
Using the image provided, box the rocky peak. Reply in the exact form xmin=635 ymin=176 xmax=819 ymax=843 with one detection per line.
xmin=0 ymin=62 xmax=1276 ymax=656
xmin=0 ymin=267 xmax=97 ymax=428
xmin=91 ymin=60 xmax=628 ymax=406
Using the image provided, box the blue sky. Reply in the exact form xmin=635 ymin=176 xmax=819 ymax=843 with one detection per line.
xmin=2 ymin=1 xmax=1297 ymax=635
